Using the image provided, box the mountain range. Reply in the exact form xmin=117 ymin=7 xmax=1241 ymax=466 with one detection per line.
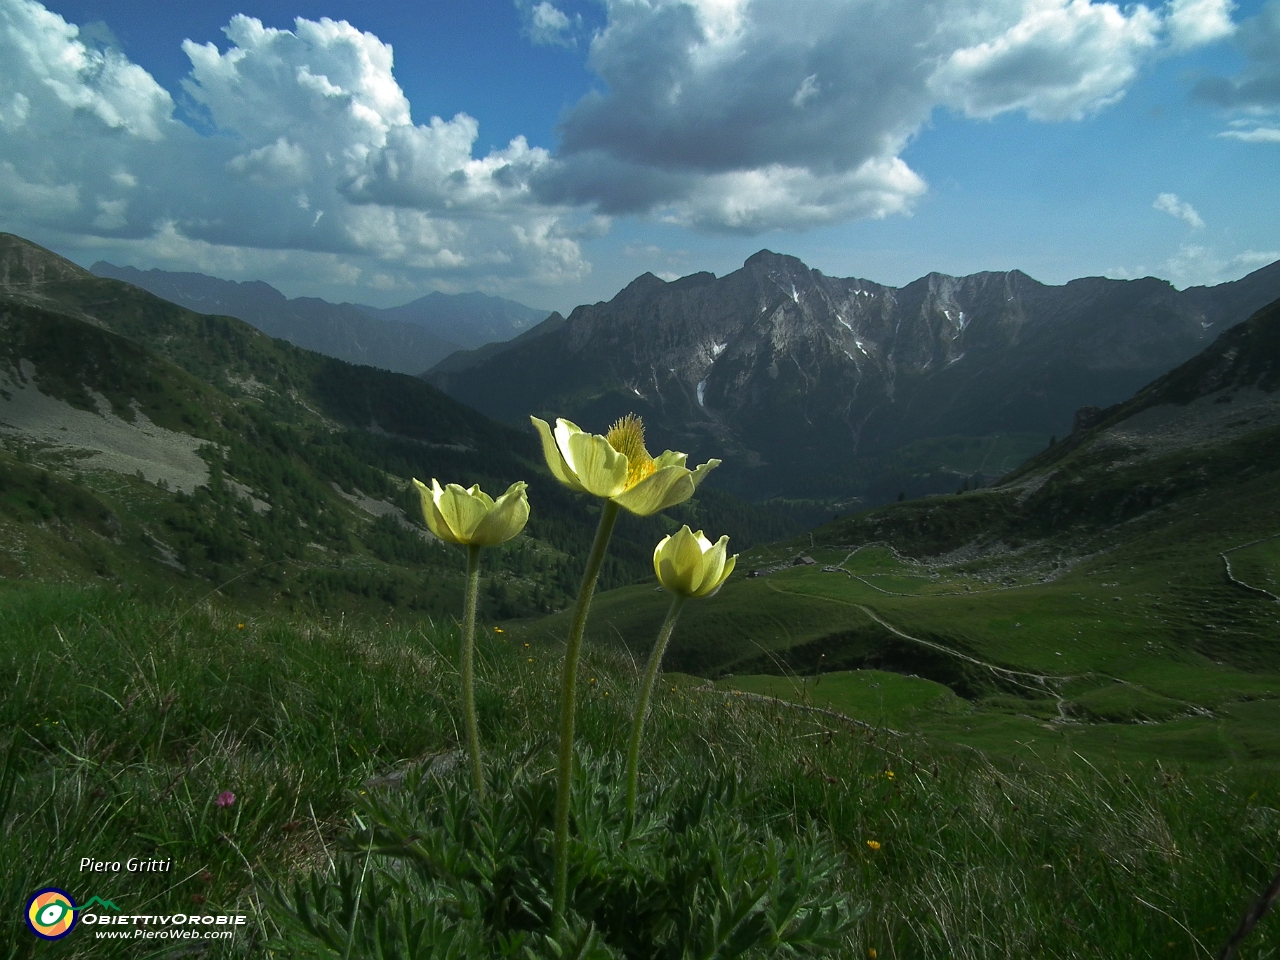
xmin=427 ymin=250 xmax=1280 ymax=504
xmin=1 ymin=233 xmax=797 ymax=616
xmin=89 ymin=262 xmax=550 ymax=376
xmin=5 ymin=228 xmax=1280 ymax=763
xmin=519 ymin=290 xmax=1280 ymax=715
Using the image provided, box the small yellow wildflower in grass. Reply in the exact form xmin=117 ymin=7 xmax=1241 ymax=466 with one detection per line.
xmin=625 ymin=525 xmax=737 ymax=822
xmin=885 ymin=770 xmax=895 ymax=780
xmin=237 ymin=623 xmax=245 ymax=630
xmin=494 ymin=627 xmax=503 ymax=633
xmin=412 ymin=477 xmax=530 ymax=801
xmin=866 ymin=840 xmax=881 ymax=851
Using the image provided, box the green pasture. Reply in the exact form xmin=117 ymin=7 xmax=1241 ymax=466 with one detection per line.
xmin=511 ymin=476 xmax=1280 ymax=772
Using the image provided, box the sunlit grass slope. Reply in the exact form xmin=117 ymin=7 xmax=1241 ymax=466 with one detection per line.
xmin=2 ymin=583 xmax=1278 ymax=958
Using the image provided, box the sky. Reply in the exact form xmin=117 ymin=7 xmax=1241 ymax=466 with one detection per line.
xmin=1 ymin=0 xmax=1277 ymax=313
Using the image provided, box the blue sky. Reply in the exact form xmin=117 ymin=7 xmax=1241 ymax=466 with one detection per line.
xmin=1 ymin=0 xmax=1277 ymax=313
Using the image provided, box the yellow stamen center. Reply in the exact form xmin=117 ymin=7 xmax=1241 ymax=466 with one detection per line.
xmin=606 ymin=413 xmax=656 ymax=489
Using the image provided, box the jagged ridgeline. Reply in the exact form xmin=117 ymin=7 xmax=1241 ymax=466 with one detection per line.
xmin=427 ymin=250 xmax=1280 ymax=505
xmin=0 ymin=233 xmax=803 ymax=616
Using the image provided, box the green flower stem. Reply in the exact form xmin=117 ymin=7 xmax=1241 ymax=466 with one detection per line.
xmin=461 ymin=542 xmax=485 ymax=800
xmin=625 ymin=593 xmax=686 ymax=824
xmin=553 ymin=499 xmax=620 ymax=932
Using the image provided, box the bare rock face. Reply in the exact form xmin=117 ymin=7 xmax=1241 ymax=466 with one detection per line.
xmin=428 ymin=249 xmax=1280 ymax=500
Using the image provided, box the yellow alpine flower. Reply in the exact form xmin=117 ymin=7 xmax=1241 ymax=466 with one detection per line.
xmin=653 ymin=526 xmax=737 ymax=598
xmin=413 ymin=478 xmax=529 ymax=546
xmin=531 ymin=414 xmax=719 ymax=516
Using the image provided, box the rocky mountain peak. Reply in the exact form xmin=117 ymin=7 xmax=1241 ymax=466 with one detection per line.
xmin=428 ymin=249 xmax=1280 ymax=502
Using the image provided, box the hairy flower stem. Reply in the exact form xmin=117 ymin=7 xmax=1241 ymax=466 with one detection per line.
xmin=461 ymin=543 xmax=485 ymax=800
xmin=625 ymin=594 xmax=686 ymax=825
xmin=552 ymin=500 xmax=620 ymax=932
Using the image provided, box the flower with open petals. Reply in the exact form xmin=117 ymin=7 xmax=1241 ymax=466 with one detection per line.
xmin=413 ymin=479 xmax=529 ymax=546
xmin=531 ymin=414 xmax=719 ymax=516
xmin=653 ymin=526 xmax=736 ymax=598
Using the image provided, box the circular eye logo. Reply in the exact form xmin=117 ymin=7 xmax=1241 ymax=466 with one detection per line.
xmin=26 ymin=888 xmax=78 ymax=940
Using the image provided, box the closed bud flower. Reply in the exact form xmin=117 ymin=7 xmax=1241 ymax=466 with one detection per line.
xmin=413 ymin=478 xmax=529 ymax=547
xmin=531 ymin=414 xmax=719 ymax=516
xmin=653 ymin=526 xmax=736 ymax=598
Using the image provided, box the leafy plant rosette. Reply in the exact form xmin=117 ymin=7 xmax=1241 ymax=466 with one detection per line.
xmin=274 ymin=753 xmax=858 ymax=958
xmin=530 ymin=414 xmax=720 ymax=926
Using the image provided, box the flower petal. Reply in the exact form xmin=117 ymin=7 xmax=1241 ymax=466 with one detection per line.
xmin=438 ymin=482 xmax=492 ymax=542
xmin=532 ymin=417 xmax=587 ymax=492
xmin=653 ymin=449 xmax=689 ymax=470
xmin=692 ymin=536 xmax=734 ymax=597
xmin=688 ymin=458 xmax=721 ymax=491
xmin=464 ymin=483 xmax=495 ymax=510
xmin=612 ymin=464 xmax=694 ymax=516
xmin=415 ymin=478 xmax=463 ymax=544
xmin=711 ymin=552 xmax=738 ymax=594
xmin=655 ymin=527 xmax=736 ymax=597
xmin=565 ymin=429 xmax=629 ymax=498
xmin=471 ymin=481 xmax=530 ymax=546
xmin=653 ymin=526 xmax=701 ymax=594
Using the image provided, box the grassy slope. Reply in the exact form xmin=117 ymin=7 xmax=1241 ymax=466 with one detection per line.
xmin=2 ymin=583 xmax=1278 ymax=959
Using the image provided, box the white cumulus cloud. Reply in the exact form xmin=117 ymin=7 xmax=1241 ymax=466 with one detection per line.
xmin=538 ymin=0 xmax=1238 ymax=233
xmin=0 ymin=0 xmax=173 ymax=139
xmin=521 ymin=1 xmax=580 ymax=46
xmin=930 ymin=0 xmax=1163 ymax=121
xmin=1153 ymin=192 xmax=1205 ymax=228
xmin=1196 ymin=0 xmax=1280 ymax=124
xmin=1165 ymin=0 xmax=1236 ymax=49
xmin=0 ymin=0 xmax=592 ymax=292
xmin=0 ymin=0 xmax=1250 ymax=287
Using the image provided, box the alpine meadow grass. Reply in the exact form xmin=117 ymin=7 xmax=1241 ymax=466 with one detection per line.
xmin=2 ymin=581 xmax=1278 ymax=958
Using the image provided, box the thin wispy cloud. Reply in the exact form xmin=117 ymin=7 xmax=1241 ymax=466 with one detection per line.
xmin=1218 ymin=124 xmax=1280 ymax=142
xmin=1153 ymin=193 xmax=1205 ymax=229
xmin=1164 ymin=243 xmax=1280 ymax=287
